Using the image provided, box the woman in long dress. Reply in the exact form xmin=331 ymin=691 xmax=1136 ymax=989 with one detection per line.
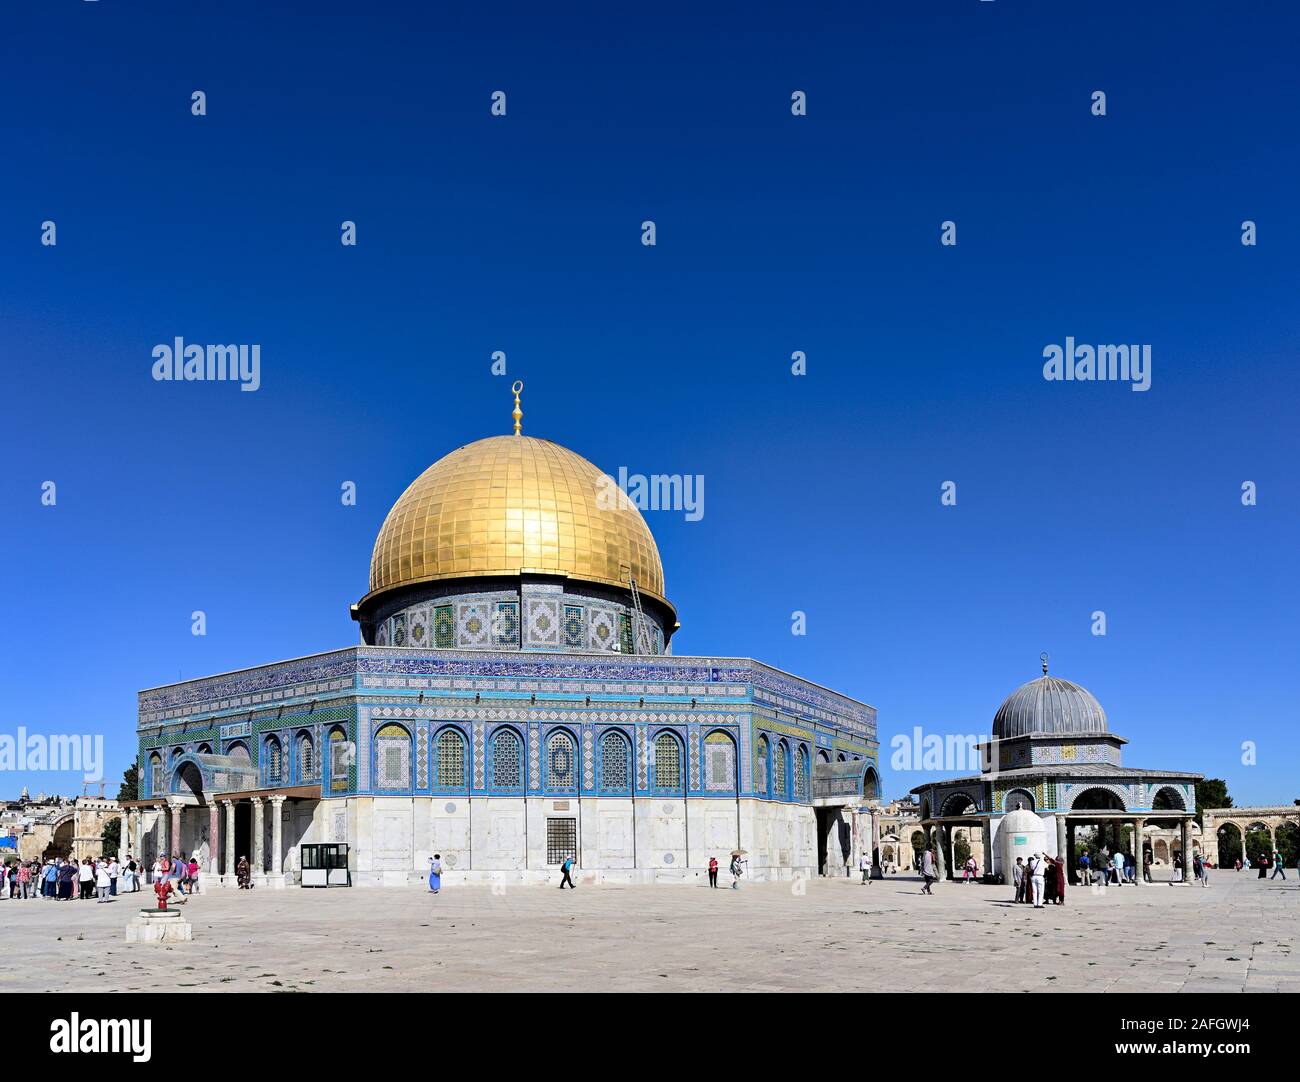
xmin=236 ymin=856 xmax=252 ymax=889
xmin=428 ymin=854 xmax=442 ymax=894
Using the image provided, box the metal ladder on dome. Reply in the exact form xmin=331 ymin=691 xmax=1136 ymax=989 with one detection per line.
xmin=628 ymin=577 xmax=656 ymax=655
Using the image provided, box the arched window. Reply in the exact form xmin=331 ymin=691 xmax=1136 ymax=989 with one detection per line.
xmin=149 ymin=752 xmax=164 ymax=796
xmin=265 ymin=737 xmax=283 ymax=785
xmin=794 ymin=745 xmax=810 ymax=801
xmin=774 ymin=740 xmax=789 ymax=798
xmin=755 ymin=736 xmax=768 ymax=797
xmin=703 ymin=731 xmax=736 ymax=792
xmin=297 ymin=734 xmax=315 ymax=781
xmin=654 ymin=732 xmax=682 ymax=790
xmin=375 ymin=724 xmax=411 ymax=790
xmin=196 ymin=743 xmax=212 ymax=755
xmin=226 ymin=741 xmax=250 ymax=763
xmin=436 ymin=728 xmax=466 ymax=788
xmin=599 ymin=730 xmax=630 ymax=791
xmin=491 ymin=729 xmax=523 ymax=790
xmin=546 ymin=730 xmax=577 ymax=790
xmin=328 ymin=728 xmax=349 ymax=792
xmin=816 ymin=749 xmax=830 ymax=764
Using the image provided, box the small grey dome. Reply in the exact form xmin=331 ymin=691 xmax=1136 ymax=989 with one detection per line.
xmin=992 ymin=675 xmax=1107 ymax=740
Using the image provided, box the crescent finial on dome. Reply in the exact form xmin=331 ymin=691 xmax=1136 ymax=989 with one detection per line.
xmin=511 ymin=379 xmax=524 ymax=435
xmin=1040 ymin=651 xmax=1049 ymax=676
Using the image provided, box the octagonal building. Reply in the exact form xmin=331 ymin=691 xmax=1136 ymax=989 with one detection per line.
xmin=124 ymin=395 xmax=880 ymax=887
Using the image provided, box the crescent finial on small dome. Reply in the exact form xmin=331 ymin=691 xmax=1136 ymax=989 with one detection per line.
xmin=1040 ymin=651 xmax=1049 ymax=676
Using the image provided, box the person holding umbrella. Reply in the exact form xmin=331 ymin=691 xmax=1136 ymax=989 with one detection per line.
xmin=729 ymin=849 xmax=747 ymax=889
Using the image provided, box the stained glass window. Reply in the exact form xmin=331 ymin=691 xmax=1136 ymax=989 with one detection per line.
xmin=437 ymin=728 xmax=465 ymax=787
xmin=774 ymin=740 xmax=788 ymax=798
xmin=654 ymin=732 xmax=682 ymax=790
xmin=600 ymin=731 xmax=630 ymax=790
xmin=150 ymin=753 xmax=163 ymax=796
xmin=755 ymin=737 xmax=768 ymax=796
xmin=491 ymin=729 xmax=522 ymax=789
xmin=703 ymin=731 xmax=735 ymax=791
xmin=618 ymin=614 xmax=633 ymax=654
xmin=794 ymin=745 xmax=809 ymax=801
xmin=546 ymin=731 xmax=576 ymax=789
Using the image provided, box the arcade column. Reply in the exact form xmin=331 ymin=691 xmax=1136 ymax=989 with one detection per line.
xmin=251 ymin=797 xmax=266 ymax=886
xmin=222 ymin=801 xmax=236 ymax=885
xmin=267 ymin=795 xmax=287 ymax=888
xmin=153 ymin=803 xmax=167 ymax=866
xmin=167 ymin=799 xmax=184 ymax=857
xmin=869 ymin=805 xmax=883 ymax=879
xmin=1134 ymin=818 xmax=1146 ymax=885
xmin=208 ymin=804 xmax=220 ymax=876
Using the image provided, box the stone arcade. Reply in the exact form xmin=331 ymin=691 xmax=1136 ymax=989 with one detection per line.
xmin=121 ymin=390 xmax=882 ymax=886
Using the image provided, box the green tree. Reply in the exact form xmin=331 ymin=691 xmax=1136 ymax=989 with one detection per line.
xmin=953 ymin=835 xmax=971 ymax=867
xmin=1194 ymin=779 xmax=1231 ymax=824
xmin=1215 ymin=826 xmax=1243 ymax=867
xmin=117 ymin=758 xmax=139 ymax=802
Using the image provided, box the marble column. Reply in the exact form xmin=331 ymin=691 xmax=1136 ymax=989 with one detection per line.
xmin=168 ymin=799 xmax=184 ymax=857
xmin=981 ymin=817 xmax=993 ymax=877
xmin=1056 ymin=814 xmax=1067 ymax=865
xmin=268 ymin=795 xmax=286 ymax=885
xmin=208 ymin=804 xmax=221 ymax=876
xmin=223 ymin=801 xmax=236 ymax=881
xmin=934 ymin=823 xmax=947 ymax=881
xmin=251 ymin=798 xmax=265 ymax=882
xmin=1134 ymin=818 xmax=1146 ymax=885
xmin=153 ymin=804 xmax=167 ymax=866
xmin=1178 ymin=817 xmax=1192 ymax=882
xmin=869 ymin=806 xmax=882 ymax=878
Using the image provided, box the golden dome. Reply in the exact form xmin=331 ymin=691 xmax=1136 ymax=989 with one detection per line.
xmin=364 ymin=435 xmax=670 ymax=608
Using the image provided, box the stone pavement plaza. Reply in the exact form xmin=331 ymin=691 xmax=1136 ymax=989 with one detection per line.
xmin=2 ymin=871 xmax=1295 ymax=994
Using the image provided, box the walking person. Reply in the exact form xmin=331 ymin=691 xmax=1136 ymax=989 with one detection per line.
xmin=860 ymin=852 xmax=871 ymax=884
xmin=428 ymin=853 xmax=442 ymax=894
xmin=108 ymin=857 xmax=119 ymax=897
xmin=1078 ymin=850 xmax=1090 ymax=886
xmin=236 ymin=855 xmax=252 ymax=889
xmin=1143 ymin=852 xmax=1153 ymax=883
xmin=559 ymin=853 xmax=577 ymax=889
xmin=708 ymin=855 xmax=719 ymax=888
xmin=1271 ymin=850 xmax=1286 ymax=879
xmin=921 ymin=846 xmax=937 ymax=895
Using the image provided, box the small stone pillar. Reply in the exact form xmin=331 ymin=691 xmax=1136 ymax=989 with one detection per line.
xmin=153 ymin=803 xmax=167 ymax=868
xmin=1134 ymin=818 xmax=1146 ymax=885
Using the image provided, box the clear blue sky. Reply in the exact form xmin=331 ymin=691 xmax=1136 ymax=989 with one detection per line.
xmin=2 ymin=1 xmax=1296 ymax=806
